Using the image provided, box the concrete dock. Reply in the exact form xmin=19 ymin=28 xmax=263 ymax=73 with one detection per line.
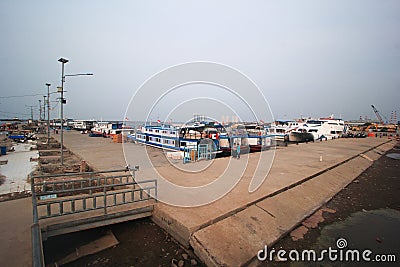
xmin=54 ymin=131 xmax=395 ymax=266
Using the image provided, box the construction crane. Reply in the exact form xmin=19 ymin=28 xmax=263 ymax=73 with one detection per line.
xmin=371 ymin=105 xmax=384 ymax=125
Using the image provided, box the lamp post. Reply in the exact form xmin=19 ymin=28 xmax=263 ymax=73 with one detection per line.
xmin=25 ymin=105 xmax=34 ymax=122
xmin=38 ymin=100 xmax=42 ymax=121
xmin=58 ymin=57 xmax=69 ymax=166
xmin=45 ymin=83 xmax=51 ymax=146
xmin=30 ymin=106 xmax=34 ymax=121
xmin=43 ymin=95 xmax=46 ymax=121
xmin=58 ymin=57 xmax=93 ymax=166
xmin=43 ymin=95 xmax=46 ymax=134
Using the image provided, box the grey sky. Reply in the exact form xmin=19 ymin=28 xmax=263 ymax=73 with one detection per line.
xmin=0 ymin=0 xmax=399 ymax=122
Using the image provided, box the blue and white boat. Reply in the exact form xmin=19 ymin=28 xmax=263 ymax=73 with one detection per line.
xmin=128 ymin=122 xmax=224 ymax=154
xmin=128 ymin=119 xmax=274 ymax=157
xmin=131 ymin=124 xmax=181 ymax=150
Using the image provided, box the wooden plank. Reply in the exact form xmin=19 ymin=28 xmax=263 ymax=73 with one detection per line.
xmin=52 ymin=230 xmax=119 ymax=266
xmin=41 ymin=206 xmax=153 ymax=239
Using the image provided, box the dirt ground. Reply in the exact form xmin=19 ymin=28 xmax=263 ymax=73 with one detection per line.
xmin=268 ymin=142 xmax=400 ymax=266
xmin=43 ymin=218 xmax=203 ymax=267
xmin=0 ymin=136 xmax=93 ymax=202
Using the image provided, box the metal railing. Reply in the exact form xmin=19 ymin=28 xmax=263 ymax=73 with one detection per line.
xmin=31 ymin=190 xmax=44 ymax=267
xmin=30 ymin=168 xmax=157 ymax=267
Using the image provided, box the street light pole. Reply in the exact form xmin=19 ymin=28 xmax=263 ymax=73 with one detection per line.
xmin=43 ymin=96 xmax=46 ymax=133
xmin=57 ymin=58 xmax=92 ymax=166
xmin=38 ymin=100 xmax=42 ymax=121
xmin=26 ymin=105 xmax=34 ymax=122
xmin=43 ymin=96 xmax=46 ymax=120
xmin=46 ymin=83 xmax=51 ymax=146
xmin=58 ymin=57 xmax=69 ymax=166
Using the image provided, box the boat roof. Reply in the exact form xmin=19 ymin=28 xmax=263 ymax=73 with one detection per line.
xmin=319 ymin=118 xmax=343 ymax=122
xmin=144 ymin=124 xmax=176 ymax=129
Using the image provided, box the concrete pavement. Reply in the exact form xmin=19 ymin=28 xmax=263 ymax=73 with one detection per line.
xmin=55 ymin=131 xmax=395 ymax=266
xmin=0 ymin=197 xmax=33 ymax=267
xmin=190 ymin=147 xmax=389 ymax=266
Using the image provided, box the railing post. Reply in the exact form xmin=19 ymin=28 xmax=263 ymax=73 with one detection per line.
xmin=30 ymin=173 xmax=45 ymax=267
xmin=42 ymin=180 xmax=46 ymax=193
xmin=155 ymin=179 xmax=158 ymax=202
xmin=103 ymin=185 xmax=107 ymax=215
xmin=89 ymin=176 xmax=92 ymax=195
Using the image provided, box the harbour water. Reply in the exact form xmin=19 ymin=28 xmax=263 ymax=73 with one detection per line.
xmin=286 ymin=209 xmax=400 ymax=267
xmin=315 ymin=209 xmax=400 ymax=263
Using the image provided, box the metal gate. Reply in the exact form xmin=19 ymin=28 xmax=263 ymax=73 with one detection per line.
xmin=198 ymin=144 xmax=212 ymax=160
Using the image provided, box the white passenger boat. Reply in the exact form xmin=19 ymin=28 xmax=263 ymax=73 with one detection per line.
xmin=304 ymin=117 xmax=345 ymax=140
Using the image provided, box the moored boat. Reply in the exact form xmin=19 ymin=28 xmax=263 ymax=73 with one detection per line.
xmin=287 ymin=128 xmax=314 ymax=143
xmin=72 ymin=120 xmax=95 ymax=131
xmin=130 ymin=121 xmax=224 ymax=155
xmin=267 ymin=120 xmax=300 ymax=142
xmin=91 ymin=121 xmax=132 ymax=137
xmin=304 ymin=116 xmax=345 ymax=140
xmin=231 ymin=123 xmax=273 ymax=152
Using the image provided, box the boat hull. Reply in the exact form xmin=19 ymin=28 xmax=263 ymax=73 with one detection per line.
xmin=288 ymin=132 xmax=314 ymax=143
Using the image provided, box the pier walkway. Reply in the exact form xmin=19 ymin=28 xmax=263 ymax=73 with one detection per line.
xmin=53 ymin=132 xmax=394 ymax=266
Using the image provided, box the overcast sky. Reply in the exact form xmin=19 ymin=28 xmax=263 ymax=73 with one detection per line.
xmin=0 ymin=0 xmax=399 ymax=122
